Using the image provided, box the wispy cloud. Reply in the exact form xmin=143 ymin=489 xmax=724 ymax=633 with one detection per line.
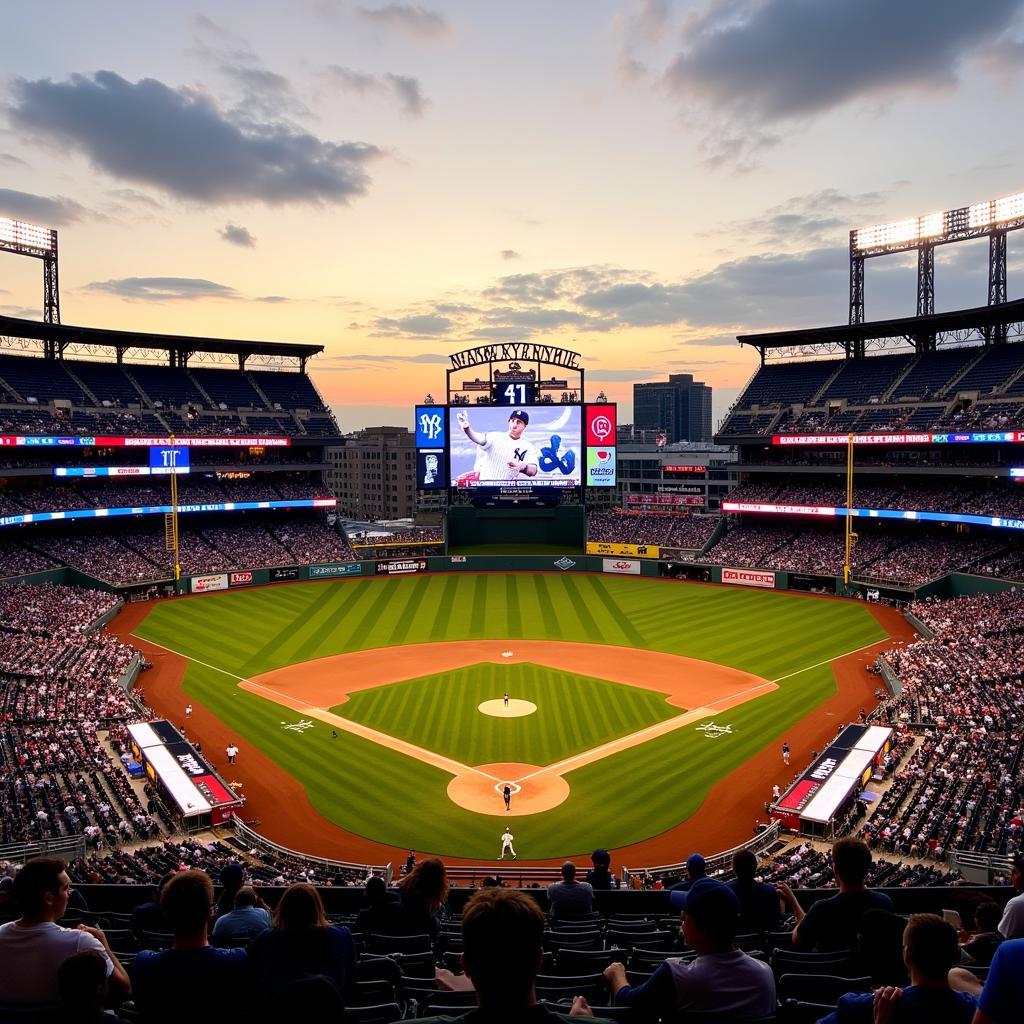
xmin=357 ymin=3 xmax=451 ymax=39
xmin=322 ymin=66 xmax=429 ymax=117
xmin=0 ymin=188 xmax=89 ymax=225
xmin=219 ymin=223 xmax=257 ymax=247
xmin=85 ymin=276 xmax=239 ymax=301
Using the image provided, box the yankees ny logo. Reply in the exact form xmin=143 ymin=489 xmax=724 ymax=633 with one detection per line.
xmin=419 ymin=412 xmax=443 ymax=441
xmin=514 ymin=447 xmax=528 ymax=461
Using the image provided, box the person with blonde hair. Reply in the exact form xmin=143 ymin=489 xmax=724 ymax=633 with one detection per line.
xmin=248 ymin=882 xmax=356 ymax=1008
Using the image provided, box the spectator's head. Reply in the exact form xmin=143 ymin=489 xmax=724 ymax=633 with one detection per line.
xmin=234 ymin=885 xmax=257 ymax=909
xmin=903 ymin=914 xmax=959 ymax=983
xmin=973 ymin=901 xmax=1002 ymax=933
xmin=461 ymin=888 xmax=545 ymax=1007
xmin=219 ymin=861 xmax=245 ymax=894
xmin=57 ymin=951 xmax=109 ymax=1016
xmin=732 ymin=849 xmax=758 ymax=882
xmin=671 ymin=878 xmax=740 ymax=953
xmin=161 ymin=869 xmax=214 ymax=939
xmin=12 ymin=857 xmax=69 ymax=922
xmin=399 ymin=857 xmax=448 ymax=909
xmin=591 ymin=848 xmax=611 ymax=870
xmin=856 ymin=909 xmax=910 ymax=986
xmin=832 ymin=837 xmax=873 ymax=889
xmin=363 ymin=875 xmax=388 ymax=905
xmin=560 ymin=862 xmax=576 ymax=881
xmin=273 ymin=882 xmax=328 ymax=931
xmin=686 ymin=853 xmax=707 ymax=881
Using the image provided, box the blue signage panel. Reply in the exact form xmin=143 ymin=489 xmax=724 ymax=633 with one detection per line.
xmin=415 ymin=406 xmax=447 ymax=448
xmin=149 ymin=445 xmax=190 ymax=474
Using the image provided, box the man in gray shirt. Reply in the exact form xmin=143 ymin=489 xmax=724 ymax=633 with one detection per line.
xmin=547 ymin=862 xmax=594 ymax=922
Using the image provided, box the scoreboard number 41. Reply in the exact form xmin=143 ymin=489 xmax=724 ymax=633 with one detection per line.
xmin=495 ymin=383 xmax=536 ymax=405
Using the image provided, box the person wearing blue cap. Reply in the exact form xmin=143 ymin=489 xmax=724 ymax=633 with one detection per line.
xmin=669 ymin=853 xmax=707 ymax=893
xmin=603 ymin=877 xmax=775 ymax=1019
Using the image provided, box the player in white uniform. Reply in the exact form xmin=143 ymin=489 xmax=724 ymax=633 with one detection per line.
xmin=499 ymin=828 xmax=517 ymax=859
xmin=456 ymin=410 xmax=540 ymax=483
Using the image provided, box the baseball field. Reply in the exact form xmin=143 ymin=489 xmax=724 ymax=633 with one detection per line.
xmin=128 ymin=573 xmax=895 ymax=861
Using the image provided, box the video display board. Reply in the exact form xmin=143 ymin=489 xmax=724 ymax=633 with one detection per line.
xmin=448 ymin=406 xmax=582 ymax=488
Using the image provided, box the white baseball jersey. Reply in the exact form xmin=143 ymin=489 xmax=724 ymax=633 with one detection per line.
xmin=473 ymin=431 xmax=540 ymax=481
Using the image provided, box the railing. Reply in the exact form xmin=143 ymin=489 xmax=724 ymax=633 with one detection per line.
xmin=621 ymin=820 xmax=781 ymax=886
xmin=231 ymin=816 xmax=390 ymax=881
xmin=949 ymin=849 xmax=1014 ymax=885
xmin=904 ymin=610 xmax=934 ymax=639
xmin=0 ymin=834 xmax=87 ymax=864
xmin=443 ymin=864 xmax=563 ymax=886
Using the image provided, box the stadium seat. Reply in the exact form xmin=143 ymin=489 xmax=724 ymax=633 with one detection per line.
xmin=778 ymin=1000 xmax=838 ymax=1024
xmin=341 ymin=1002 xmax=404 ymax=1024
xmin=629 ymin=948 xmax=680 ymax=971
xmin=776 ymin=973 xmax=872 ymax=1004
xmin=389 ymin=951 xmax=437 ymax=978
xmin=536 ymin=977 xmax=608 ymax=1004
xmin=556 ymin=948 xmax=629 ymax=975
xmin=367 ymin=932 xmax=433 ymax=954
xmin=769 ymin=949 xmax=858 ymax=978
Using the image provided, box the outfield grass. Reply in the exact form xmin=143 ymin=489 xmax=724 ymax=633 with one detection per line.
xmin=134 ymin=575 xmax=888 ymax=858
xmin=334 ymin=663 xmax=679 ymax=766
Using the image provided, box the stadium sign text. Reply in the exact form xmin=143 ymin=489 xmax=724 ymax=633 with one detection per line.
xmin=721 ymin=567 xmax=776 ymax=589
xmin=191 ymin=573 xmax=228 ymax=594
xmin=309 ymin=562 xmax=363 ymax=578
xmin=586 ymin=541 xmax=660 ymax=559
xmin=449 ymin=344 xmax=582 ymax=371
xmin=602 ymin=558 xmax=641 ymax=575
xmin=774 ymin=431 xmax=1024 ymax=446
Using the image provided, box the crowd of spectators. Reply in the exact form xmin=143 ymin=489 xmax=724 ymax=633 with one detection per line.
xmin=587 ymin=511 xmax=719 ymax=550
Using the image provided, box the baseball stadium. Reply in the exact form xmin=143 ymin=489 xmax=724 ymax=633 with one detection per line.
xmin=3 ymin=189 xmax=1024 ymax=1022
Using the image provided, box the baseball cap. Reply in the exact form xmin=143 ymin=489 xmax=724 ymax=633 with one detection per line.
xmin=508 ymin=410 xmax=530 ymax=424
xmin=670 ymin=877 xmax=740 ymax=921
xmin=686 ymin=853 xmax=707 ymax=877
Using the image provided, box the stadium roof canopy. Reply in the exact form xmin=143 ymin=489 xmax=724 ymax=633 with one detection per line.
xmin=737 ymin=298 xmax=1024 ymax=362
xmin=0 ymin=313 xmax=324 ymax=370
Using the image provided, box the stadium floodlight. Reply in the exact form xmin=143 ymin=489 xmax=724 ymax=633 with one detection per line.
xmin=995 ymin=191 xmax=1024 ymax=223
xmin=0 ymin=216 xmax=56 ymax=255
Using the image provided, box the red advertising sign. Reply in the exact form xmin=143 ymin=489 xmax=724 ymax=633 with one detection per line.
xmin=722 ymin=567 xmax=776 ymax=588
xmin=229 ymin=571 xmax=254 ymax=587
xmin=664 ymin=465 xmax=707 ymax=473
xmin=723 ymin=501 xmax=836 ymax=517
xmin=585 ymin=405 xmax=617 ymax=447
xmin=627 ymin=493 xmax=704 ymax=507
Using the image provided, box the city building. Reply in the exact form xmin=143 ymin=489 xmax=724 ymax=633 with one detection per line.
xmin=326 ymin=426 xmax=416 ymax=520
xmin=633 ymin=373 xmax=713 ymax=443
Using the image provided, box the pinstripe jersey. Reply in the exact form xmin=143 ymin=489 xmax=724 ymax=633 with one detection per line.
xmin=474 ymin=431 xmax=540 ymax=481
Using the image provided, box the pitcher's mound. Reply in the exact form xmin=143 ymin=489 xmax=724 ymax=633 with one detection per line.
xmin=447 ymin=763 xmax=569 ymax=815
xmin=479 ymin=699 xmax=536 ymax=718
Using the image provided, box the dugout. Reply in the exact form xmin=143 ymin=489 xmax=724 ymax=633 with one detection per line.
xmin=447 ymin=504 xmax=584 ymax=550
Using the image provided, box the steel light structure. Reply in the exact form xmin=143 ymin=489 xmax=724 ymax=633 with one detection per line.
xmin=849 ymin=189 xmax=1024 ymax=330
xmin=0 ymin=216 xmax=60 ymax=324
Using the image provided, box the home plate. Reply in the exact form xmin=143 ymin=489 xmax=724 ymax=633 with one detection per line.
xmin=479 ymin=699 xmax=537 ymax=718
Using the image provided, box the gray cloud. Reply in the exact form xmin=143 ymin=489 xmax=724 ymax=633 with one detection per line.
xmin=357 ymin=4 xmax=450 ymax=38
xmin=500 ymin=249 xmax=520 ymax=260
xmin=587 ymin=369 xmax=661 ymax=382
xmin=0 ymin=153 xmax=28 ymax=168
xmin=8 ymin=71 xmax=384 ymax=206
xmin=0 ymin=188 xmax=89 ymax=225
xmin=256 ymin=295 xmax=290 ymax=303
xmin=664 ymin=0 xmax=1023 ymax=123
xmin=373 ymin=313 xmax=453 ymax=336
xmin=323 ymin=66 xmax=428 ymax=117
xmin=219 ymin=222 xmax=257 ymax=247
xmin=85 ymin=276 xmax=238 ymax=301
xmin=325 ymin=351 xmax=450 ymax=364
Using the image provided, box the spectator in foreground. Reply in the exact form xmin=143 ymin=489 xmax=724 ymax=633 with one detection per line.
xmin=967 ymin=937 xmax=1024 ymax=1023
xmin=670 ymin=853 xmax=707 ymax=893
xmin=727 ymin=849 xmax=783 ymax=931
xmin=431 ymin=887 xmax=606 ymax=1022
xmin=210 ymin=885 xmax=271 ymax=943
xmin=997 ymin=852 xmax=1024 ymax=939
xmin=793 ymin=838 xmax=894 ymax=951
xmin=129 ymin=873 xmax=174 ymax=939
xmin=818 ymin=914 xmax=976 ymax=1023
xmin=585 ymin=848 xmax=617 ymax=890
xmin=604 ymin=878 xmax=775 ymax=1019
xmin=961 ymin=902 xmax=1004 ymax=966
xmin=58 ymin=951 xmax=131 ymax=1024
xmin=0 ymin=857 xmax=129 ymax=1006
xmin=354 ymin=875 xmax=403 ymax=935
xmin=131 ymin=869 xmax=248 ymax=1024
xmin=547 ymin=862 xmax=594 ymax=922
xmin=248 ymin=882 xmax=356 ymax=1007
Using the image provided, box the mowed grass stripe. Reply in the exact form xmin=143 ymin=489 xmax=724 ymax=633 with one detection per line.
xmin=431 ymin=575 xmax=459 ymax=640
xmin=583 ymin=576 xmax=648 ymax=648
xmin=387 ymin=578 xmax=431 ymax=647
xmin=505 ymin=575 xmax=523 ymax=638
xmin=470 ymin=575 xmax=488 ymax=637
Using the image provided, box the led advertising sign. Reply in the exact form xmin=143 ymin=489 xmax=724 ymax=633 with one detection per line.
xmin=0 ymin=435 xmax=291 ymax=448
xmin=773 ymin=431 xmax=1024 ymax=446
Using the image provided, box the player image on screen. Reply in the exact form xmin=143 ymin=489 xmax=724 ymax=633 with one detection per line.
xmin=449 ymin=406 xmax=581 ymax=488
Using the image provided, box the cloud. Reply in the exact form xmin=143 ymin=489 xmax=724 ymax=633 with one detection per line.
xmin=325 ymin=351 xmax=450 ymax=364
xmin=8 ymin=71 xmax=384 ymax=206
xmin=0 ymin=188 xmax=89 ymax=225
xmin=255 ymin=295 xmax=290 ymax=303
xmin=85 ymin=276 xmax=238 ymax=301
xmin=663 ymin=0 xmax=1022 ymax=123
xmin=373 ymin=313 xmax=453 ymax=336
xmin=219 ymin=222 xmax=257 ymax=247
xmin=0 ymin=153 xmax=28 ymax=168
xmin=323 ymin=66 xmax=429 ymax=117
xmin=357 ymin=4 xmax=451 ymax=39
xmin=104 ymin=187 xmax=164 ymax=210
xmin=587 ymin=369 xmax=662 ymax=382
xmin=500 ymin=249 xmax=520 ymax=260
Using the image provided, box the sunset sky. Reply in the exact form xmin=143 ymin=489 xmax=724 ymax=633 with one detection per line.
xmin=2 ymin=1 xmax=1023 ymax=431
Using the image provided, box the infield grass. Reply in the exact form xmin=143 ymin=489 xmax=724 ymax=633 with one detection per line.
xmin=134 ymin=574 xmax=888 ymax=858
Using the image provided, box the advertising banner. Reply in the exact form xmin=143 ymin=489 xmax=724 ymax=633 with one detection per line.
xmin=659 ymin=484 xmax=704 ymax=495
xmin=415 ymin=406 xmax=447 ymax=448
xmin=149 ymin=445 xmax=190 ymax=475
xmin=376 ymin=559 xmax=428 ymax=575
xmin=191 ymin=573 xmax=228 ymax=594
xmin=585 ymin=404 xmax=617 ymax=447
xmin=309 ymin=562 xmax=363 ymax=578
xmin=627 ymin=493 xmax=702 ymax=507
xmin=586 ymin=541 xmax=660 ymax=559
xmin=586 ymin=445 xmax=616 ymax=487
xmin=723 ymin=501 xmax=836 ymax=516
xmin=721 ymin=567 xmax=776 ymax=588
xmin=269 ymin=566 xmax=301 ymax=582
xmin=416 ymin=449 xmax=447 ymax=490
xmin=602 ymin=558 xmax=641 ymax=575
xmin=228 ymin=571 xmax=254 ymax=587
xmin=664 ymin=465 xmax=707 ymax=473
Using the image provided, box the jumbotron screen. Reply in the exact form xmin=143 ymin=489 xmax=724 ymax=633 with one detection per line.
xmin=448 ymin=405 xmax=582 ymax=488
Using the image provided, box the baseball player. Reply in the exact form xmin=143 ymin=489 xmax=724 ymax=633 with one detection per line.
xmin=456 ymin=409 xmax=539 ymax=484
xmin=504 ymin=691 xmax=510 ymax=707
xmin=503 ymin=784 xmax=512 ymax=811
xmin=499 ymin=828 xmax=517 ymax=859
xmin=772 ymin=784 xmax=781 ymax=802
xmin=782 ymin=740 xmax=791 ymax=766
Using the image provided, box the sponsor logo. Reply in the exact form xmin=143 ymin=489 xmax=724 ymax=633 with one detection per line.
xmin=586 ymin=542 xmax=660 ymax=559
xmin=586 ymin=445 xmax=616 ymax=486
xmin=554 ymin=557 xmax=576 ymax=570
xmin=229 ymin=571 xmax=254 ymax=586
xmin=591 ymin=415 xmax=612 ymax=441
xmin=696 ymin=722 xmax=733 ymax=739
xmin=269 ymin=566 xmax=301 ymax=582
xmin=416 ymin=406 xmax=447 ymax=448
xmin=450 ymin=555 xmax=468 ymax=563
xmin=191 ymin=573 xmax=228 ymax=593
xmin=603 ymin=558 xmax=640 ymax=575
xmin=722 ymin=567 xmax=776 ymax=588
xmin=419 ymin=411 xmax=443 ymax=441
xmin=376 ymin=560 xmax=428 ymax=575
xmin=810 ymin=757 xmax=839 ymax=781
xmin=309 ymin=562 xmax=363 ymax=578
xmin=280 ymin=719 xmax=316 ymax=733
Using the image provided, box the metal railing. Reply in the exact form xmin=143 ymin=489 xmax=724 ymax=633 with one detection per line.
xmin=0 ymin=835 xmax=87 ymax=864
